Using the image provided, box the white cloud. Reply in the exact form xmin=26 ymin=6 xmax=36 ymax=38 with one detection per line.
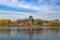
xmin=0 ymin=0 xmax=38 ymax=10
xmin=0 ymin=0 xmax=60 ymax=11
xmin=0 ymin=8 xmax=60 ymax=21
xmin=0 ymin=0 xmax=60 ymax=20
xmin=0 ymin=10 xmax=42 ymax=21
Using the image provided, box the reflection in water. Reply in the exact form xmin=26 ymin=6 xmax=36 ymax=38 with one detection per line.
xmin=0 ymin=29 xmax=60 ymax=40
xmin=0 ymin=29 xmax=10 ymax=36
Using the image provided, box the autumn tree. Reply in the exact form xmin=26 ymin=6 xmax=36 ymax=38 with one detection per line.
xmin=0 ymin=19 xmax=11 ymax=26
xmin=0 ymin=20 xmax=3 ymax=25
xmin=34 ymin=19 xmax=40 ymax=25
xmin=47 ymin=21 xmax=58 ymax=27
xmin=4 ymin=19 xmax=11 ymax=25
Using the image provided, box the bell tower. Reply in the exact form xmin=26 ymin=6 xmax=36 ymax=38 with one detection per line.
xmin=29 ymin=15 xmax=34 ymax=26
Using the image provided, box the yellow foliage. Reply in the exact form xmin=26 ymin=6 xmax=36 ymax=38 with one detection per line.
xmin=0 ymin=19 xmax=11 ymax=25
xmin=34 ymin=19 xmax=40 ymax=25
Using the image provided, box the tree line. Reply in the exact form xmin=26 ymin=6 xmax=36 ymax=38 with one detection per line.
xmin=0 ymin=19 xmax=60 ymax=27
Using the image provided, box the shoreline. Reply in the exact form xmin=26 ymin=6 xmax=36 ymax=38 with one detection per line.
xmin=0 ymin=26 xmax=60 ymax=29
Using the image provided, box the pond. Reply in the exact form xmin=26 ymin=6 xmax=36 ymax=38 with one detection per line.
xmin=0 ymin=26 xmax=60 ymax=40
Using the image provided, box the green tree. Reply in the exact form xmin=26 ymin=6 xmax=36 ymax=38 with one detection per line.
xmin=0 ymin=20 xmax=5 ymax=25
xmin=0 ymin=20 xmax=2 ymax=25
xmin=47 ymin=21 xmax=58 ymax=27
xmin=34 ymin=19 xmax=40 ymax=25
xmin=4 ymin=19 xmax=11 ymax=25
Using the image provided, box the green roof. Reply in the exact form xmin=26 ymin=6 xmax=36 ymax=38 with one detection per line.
xmin=29 ymin=15 xmax=33 ymax=19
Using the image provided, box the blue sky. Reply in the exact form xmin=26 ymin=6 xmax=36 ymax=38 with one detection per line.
xmin=0 ymin=0 xmax=60 ymax=20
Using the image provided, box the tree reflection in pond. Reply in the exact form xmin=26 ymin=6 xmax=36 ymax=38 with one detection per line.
xmin=0 ymin=29 xmax=60 ymax=40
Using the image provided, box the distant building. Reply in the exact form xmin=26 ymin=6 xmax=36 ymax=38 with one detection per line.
xmin=42 ymin=20 xmax=48 ymax=26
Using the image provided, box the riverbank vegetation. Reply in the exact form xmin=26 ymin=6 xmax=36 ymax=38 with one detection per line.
xmin=0 ymin=15 xmax=60 ymax=27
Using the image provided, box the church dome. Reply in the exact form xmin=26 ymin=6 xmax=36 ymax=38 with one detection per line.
xmin=29 ymin=15 xmax=33 ymax=19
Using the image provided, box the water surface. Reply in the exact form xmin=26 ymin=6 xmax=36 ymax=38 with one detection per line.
xmin=0 ymin=26 xmax=60 ymax=40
